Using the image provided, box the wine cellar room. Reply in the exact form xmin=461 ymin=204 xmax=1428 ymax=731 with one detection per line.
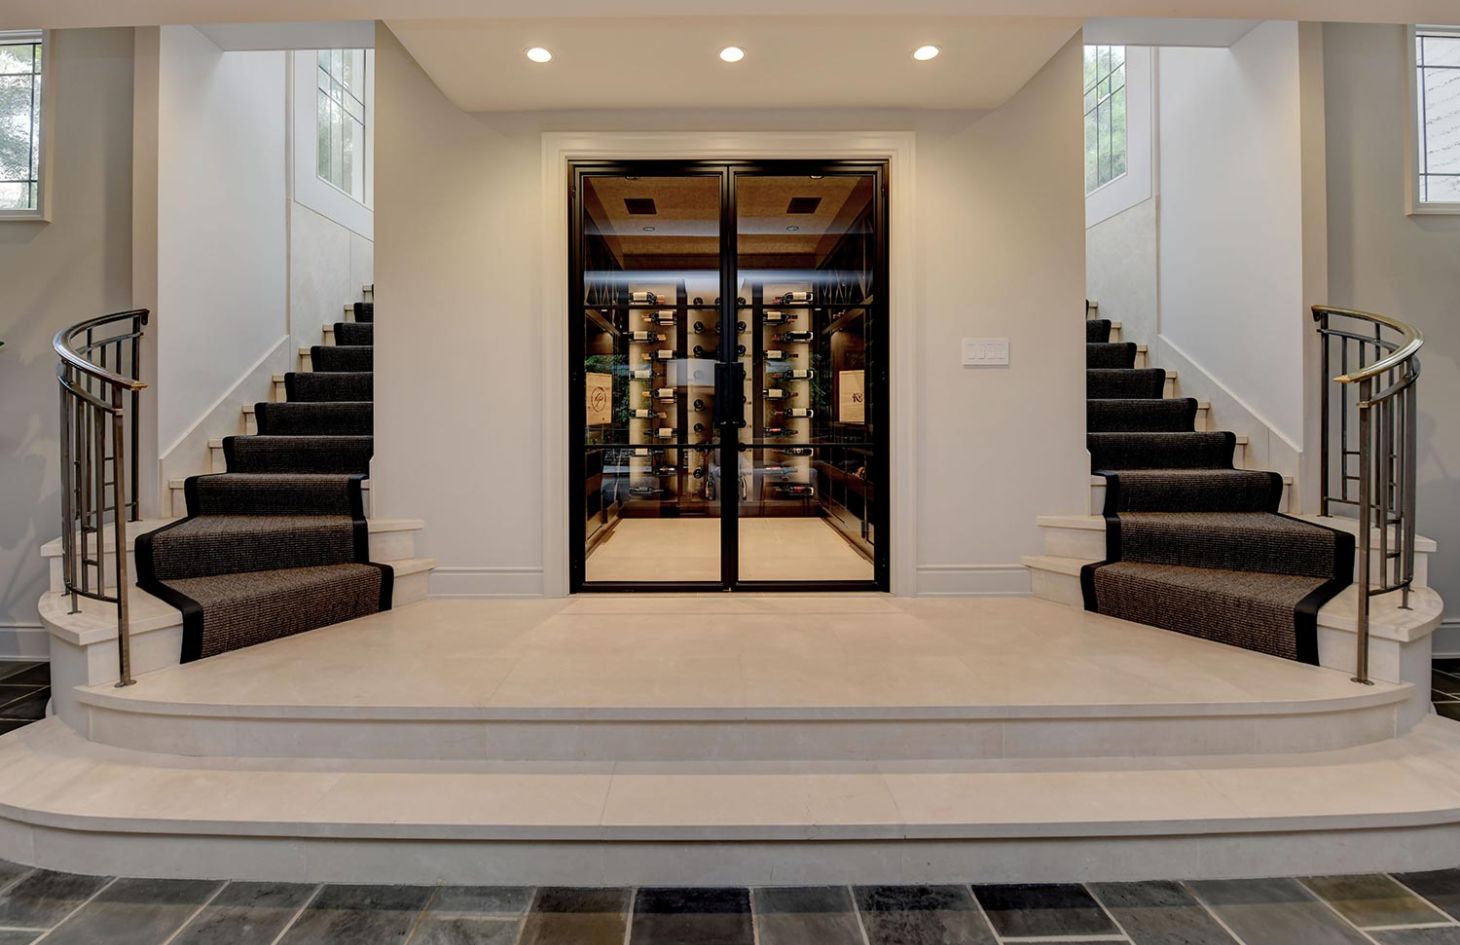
xmin=571 ymin=162 xmax=889 ymax=591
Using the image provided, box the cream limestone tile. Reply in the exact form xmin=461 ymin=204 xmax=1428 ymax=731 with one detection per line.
xmin=486 ymin=654 xmax=746 ymax=709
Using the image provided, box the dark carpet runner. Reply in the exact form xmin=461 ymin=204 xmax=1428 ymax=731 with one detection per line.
xmin=137 ymin=299 xmax=391 ymax=663
xmin=1080 ymin=317 xmax=1353 ymax=664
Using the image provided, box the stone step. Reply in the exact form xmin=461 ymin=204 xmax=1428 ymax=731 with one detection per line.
xmin=3 ymin=714 xmax=1460 ymax=885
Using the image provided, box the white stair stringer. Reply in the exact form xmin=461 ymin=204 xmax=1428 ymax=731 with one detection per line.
xmin=4 ymin=715 xmax=1460 ymax=885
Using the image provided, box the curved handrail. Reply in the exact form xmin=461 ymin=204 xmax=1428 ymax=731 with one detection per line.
xmin=1312 ymin=305 xmax=1422 ymax=384
xmin=53 ymin=309 xmax=150 ymax=392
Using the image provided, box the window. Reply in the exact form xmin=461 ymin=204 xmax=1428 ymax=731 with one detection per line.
xmin=316 ymin=49 xmax=367 ymax=204
xmin=1414 ymin=26 xmax=1460 ymax=209
xmin=0 ymin=31 xmax=42 ymax=212
xmin=1084 ymin=45 xmax=1127 ymax=195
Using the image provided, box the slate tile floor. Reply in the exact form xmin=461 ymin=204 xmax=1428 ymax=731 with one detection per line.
xmin=1 ymin=663 xmax=1460 ymax=941
xmin=0 ymin=874 xmax=1455 ymax=944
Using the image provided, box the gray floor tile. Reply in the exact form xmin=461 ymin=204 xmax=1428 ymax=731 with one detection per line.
xmin=0 ymin=861 xmax=29 ymax=894
xmin=278 ymin=884 xmax=433 ymax=945
xmin=0 ymin=869 xmax=110 ymax=929
xmin=853 ymin=885 xmax=997 ymax=945
xmin=973 ymin=884 xmax=1119 ymax=938
xmin=1089 ymin=881 xmax=1238 ymax=945
xmin=1304 ymin=874 xmax=1448 ymax=929
xmin=1373 ymin=929 xmax=1460 ymax=945
xmin=1435 ymin=703 xmax=1460 ymax=722
xmin=0 ymin=931 xmax=40 ymax=945
xmin=172 ymin=882 xmax=318 ymax=945
xmin=41 ymin=878 xmax=222 ymax=945
xmin=1396 ymin=870 xmax=1460 ymax=921
xmin=429 ymin=887 xmax=535 ymax=917
xmin=1189 ymin=878 xmax=1370 ymax=945
xmin=0 ymin=664 xmax=46 ymax=687
xmin=519 ymin=887 xmax=630 ymax=945
xmin=409 ymin=916 xmax=520 ymax=945
xmin=754 ymin=887 xmax=863 ymax=945
xmin=630 ymin=888 xmax=752 ymax=945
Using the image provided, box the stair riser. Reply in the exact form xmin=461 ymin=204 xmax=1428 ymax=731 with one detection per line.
xmin=48 ymin=527 xmax=414 ymax=595
xmin=169 ymin=481 xmax=372 ymax=518
xmin=77 ymin=701 xmax=1402 ymax=763
xmin=7 ymin=818 xmax=1460 ymax=887
xmin=1087 ymin=467 xmax=1271 ymax=516
xmin=1038 ymin=524 xmax=1429 ymax=589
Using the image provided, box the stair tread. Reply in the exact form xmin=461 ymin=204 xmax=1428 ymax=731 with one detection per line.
xmin=41 ymin=516 xmax=422 ymax=557
xmin=3 ymin=716 xmax=1459 ymax=840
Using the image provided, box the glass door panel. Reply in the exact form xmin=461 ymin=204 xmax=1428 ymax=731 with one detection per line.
xmin=576 ymin=172 xmax=726 ymax=586
xmin=733 ymin=172 xmax=880 ymax=584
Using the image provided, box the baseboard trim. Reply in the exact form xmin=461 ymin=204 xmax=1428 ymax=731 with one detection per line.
xmin=0 ymin=625 xmax=49 ymax=660
xmin=429 ymin=567 xmax=546 ymax=598
xmin=1432 ymin=619 xmax=1460 ymax=659
xmin=915 ymin=564 xmax=1031 ymax=597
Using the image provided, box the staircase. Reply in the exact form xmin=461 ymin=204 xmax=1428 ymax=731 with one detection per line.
xmin=1025 ymin=306 xmax=1437 ymax=677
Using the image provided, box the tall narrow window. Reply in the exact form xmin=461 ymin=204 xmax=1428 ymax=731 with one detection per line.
xmin=316 ymin=48 xmax=367 ymax=204
xmin=1415 ymin=26 xmax=1460 ymax=208
xmin=1084 ymin=45 xmax=1127 ymax=194
xmin=0 ymin=31 xmax=42 ymax=212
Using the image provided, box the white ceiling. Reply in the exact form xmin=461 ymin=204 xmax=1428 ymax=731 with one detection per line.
xmin=387 ymin=17 xmax=1083 ymax=113
xmin=1083 ymin=17 xmax=1260 ymax=46
xmin=4 ymin=0 xmax=1456 ymax=30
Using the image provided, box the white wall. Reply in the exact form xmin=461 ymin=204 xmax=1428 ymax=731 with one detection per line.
xmin=290 ymin=203 xmax=373 ymax=356
xmin=155 ymin=26 xmax=287 ymax=455
xmin=1086 ymin=196 xmax=1159 ymax=345
xmin=0 ymin=29 xmax=134 ymax=649
xmin=374 ymin=25 xmax=1087 ymax=596
xmin=1156 ymin=22 xmax=1308 ymax=450
xmin=1323 ymin=23 xmax=1460 ymax=646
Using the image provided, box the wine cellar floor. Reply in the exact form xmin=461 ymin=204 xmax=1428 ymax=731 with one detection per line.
xmin=585 ymin=518 xmax=874 ymax=583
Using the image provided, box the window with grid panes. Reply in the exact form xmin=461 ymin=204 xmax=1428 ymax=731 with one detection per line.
xmin=316 ymin=49 xmax=367 ymax=204
xmin=0 ymin=31 xmax=42 ymax=211
xmin=1084 ymin=45 xmax=1127 ymax=195
xmin=1415 ymin=27 xmax=1460 ymax=207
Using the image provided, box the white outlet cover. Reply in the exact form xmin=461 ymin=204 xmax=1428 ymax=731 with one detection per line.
xmin=962 ymin=337 xmax=1010 ymax=366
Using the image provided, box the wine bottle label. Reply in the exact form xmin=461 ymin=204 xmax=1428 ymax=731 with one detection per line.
xmin=785 ymin=369 xmax=813 ymax=380
xmin=786 ymin=408 xmax=814 ymax=418
xmin=644 ymin=350 xmax=674 ymax=361
xmin=630 ymin=291 xmax=657 ymax=303
xmin=631 ymin=409 xmax=657 ymax=419
xmin=656 ymin=427 xmax=675 ymax=438
xmin=629 ymin=331 xmax=660 ymax=342
xmin=631 ymin=368 xmax=652 ymax=379
xmin=765 ymin=389 xmax=786 ymax=399
xmin=655 ymin=388 xmax=675 ymax=400
xmin=780 ymin=291 xmax=813 ymax=303
xmin=765 ymin=350 xmax=786 ymax=360
xmin=764 ymin=311 xmax=796 ymax=324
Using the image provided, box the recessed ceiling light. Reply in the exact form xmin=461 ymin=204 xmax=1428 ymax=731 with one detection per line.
xmin=719 ymin=46 xmax=745 ymax=63
xmin=642 ymin=225 xmax=657 ymax=232
xmin=786 ymin=225 xmax=800 ymax=232
xmin=913 ymin=44 xmax=940 ymax=61
xmin=526 ymin=47 xmax=553 ymax=63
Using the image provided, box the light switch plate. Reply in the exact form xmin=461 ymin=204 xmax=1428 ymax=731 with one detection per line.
xmin=962 ymin=337 xmax=1010 ymax=366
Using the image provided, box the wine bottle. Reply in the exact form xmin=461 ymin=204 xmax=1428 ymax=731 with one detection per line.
xmin=631 ymin=447 xmax=663 ymax=458
xmin=734 ymin=320 xmax=747 ymax=332
xmin=779 ymin=447 xmax=814 ymax=457
xmin=631 ymin=408 xmax=660 ymax=420
xmin=641 ymin=387 xmax=676 ymax=402
xmin=630 ymin=366 xmax=653 ymax=380
xmin=777 ymin=330 xmax=814 ymax=343
xmin=763 ymin=388 xmax=796 ymax=401
xmin=692 ymin=422 xmax=707 ymax=434
xmin=693 ymin=296 xmax=704 ymax=306
xmin=692 ymin=345 xmax=711 ymax=358
xmin=641 ymin=350 xmax=676 ymax=362
xmin=629 ymin=485 xmax=664 ymax=498
xmin=652 ymin=465 xmax=678 ymax=477
xmin=630 ymin=291 xmax=658 ymax=304
xmin=692 ymin=398 xmax=708 ymax=411
xmin=692 ymin=321 xmax=716 ymax=334
xmin=736 ymin=344 xmax=748 ymax=357
xmin=629 ymin=330 xmax=663 ymax=343
xmin=643 ymin=311 xmax=675 ymax=326
xmin=776 ymin=483 xmax=815 ymax=497
xmin=778 ymin=291 xmax=813 ymax=304
xmin=655 ymin=427 xmax=676 ymax=439
xmin=764 ymin=350 xmax=799 ymax=361
xmin=763 ymin=426 xmax=795 ymax=438
xmin=782 ymin=407 xmax=815 ymax=419
xmin=761 ymin=464 xmax=796 ymax=477
xmin=691 ymin=467 xmax=706 ymax=480
xmin=772 ymin=368 xmax=814 ymax=381
xmin=763 ymin=311 xmax=797 ymax=325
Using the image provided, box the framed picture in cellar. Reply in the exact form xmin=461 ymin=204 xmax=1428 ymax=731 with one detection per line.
xmin=586 ymin=372 xmax=613 ymax=426
xmin=838 ymin=370 xmax=866 ymax=424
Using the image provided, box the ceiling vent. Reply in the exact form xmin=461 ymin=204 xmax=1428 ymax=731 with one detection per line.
xmin=624 ymin=198 xmax=658 ymax=215
xmin=786 ymin=197 xmax=822 ymax=214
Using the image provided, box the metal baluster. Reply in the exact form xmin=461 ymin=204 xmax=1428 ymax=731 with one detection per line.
xmin=1354 ymin=374 xmax=1373 ymax=685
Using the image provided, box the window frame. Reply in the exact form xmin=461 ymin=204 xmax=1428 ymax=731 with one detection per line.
xmin=291 ymin=48 xmax=373 ymax=239
xmin=1407 ymin=24 xmax=1460 ymax=216
xmin=0 ymin=29 xmax=51 ymax=222
xmin=1084 ymin=43 xmax=1129 ymax=197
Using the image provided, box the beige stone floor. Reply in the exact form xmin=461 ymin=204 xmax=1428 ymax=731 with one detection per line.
xmin=585 ymin=517 xmax=873 ymax=583
xmin=97 ymin=594 xmax=1398 ymax=713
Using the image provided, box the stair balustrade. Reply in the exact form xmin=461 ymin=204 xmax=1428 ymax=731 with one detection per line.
xmin=1313 ymin=305 xmax=1423 ymax=685
xmin=54 ymin=309 xmax=149 ymax=687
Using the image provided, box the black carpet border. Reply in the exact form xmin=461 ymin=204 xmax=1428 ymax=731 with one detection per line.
xmin=133 ymin=520 xmax=209 ymax=664
xmin=1279 ymin=512 xmax=1357 ymax=667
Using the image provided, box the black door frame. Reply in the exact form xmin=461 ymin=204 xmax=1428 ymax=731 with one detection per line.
xmin=568 ymin=159 xmax=890 ymax=593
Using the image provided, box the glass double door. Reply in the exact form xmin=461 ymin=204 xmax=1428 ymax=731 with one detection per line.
xmin=570 ymin=161 xmax=887 ymax=591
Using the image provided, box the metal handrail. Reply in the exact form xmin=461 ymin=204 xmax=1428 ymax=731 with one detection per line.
xmin=1312 ymin=304 xmax=1422 ymax=685
xmin=54 ymin=308 xmax=149 ymax=687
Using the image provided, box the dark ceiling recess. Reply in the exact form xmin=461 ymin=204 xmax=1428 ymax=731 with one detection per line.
xmin=786 ymin=197 xmax=822 ymax=214
xmin=624 ymin=198 xmax=658 ymax=215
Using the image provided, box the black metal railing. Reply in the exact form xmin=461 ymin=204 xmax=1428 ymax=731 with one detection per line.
xmin=1313 ymin=305 xmax=1422 ymax=685
xmin=54 ymin=309 xmax=148 ymax=687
